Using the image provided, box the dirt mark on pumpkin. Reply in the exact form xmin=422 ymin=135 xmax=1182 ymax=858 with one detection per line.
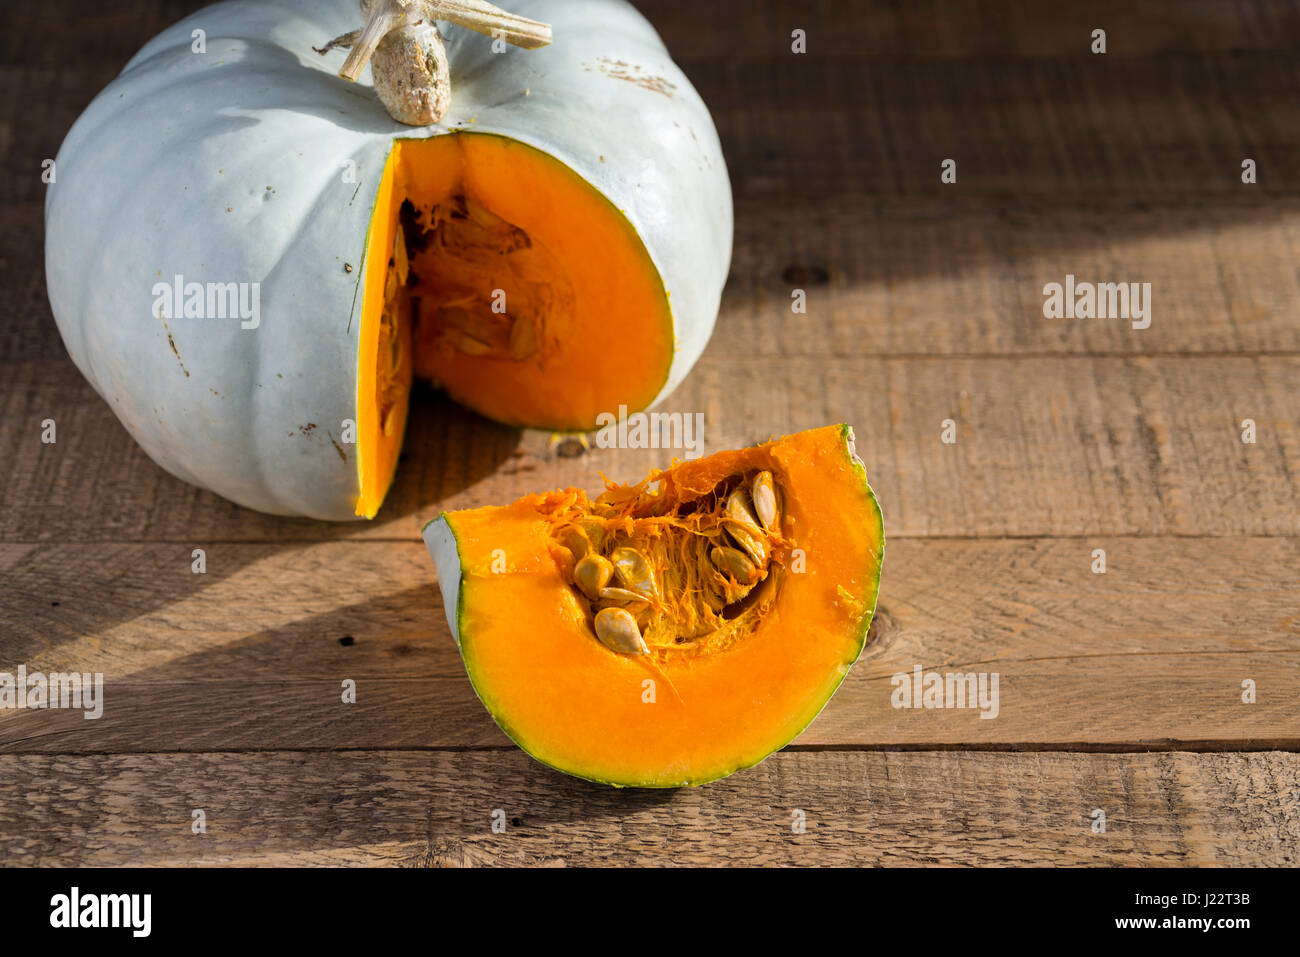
xmin=589 ymin=57 xmax=676 ymax=97
xmin=165 ymin=329 xmax=190 ymax=378
xmin=329 ymin=431 xmax=348 ymax=462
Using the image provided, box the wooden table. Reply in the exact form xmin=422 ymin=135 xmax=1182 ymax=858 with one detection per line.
xmin=2 ymin=0 xmax=1297 ymax=866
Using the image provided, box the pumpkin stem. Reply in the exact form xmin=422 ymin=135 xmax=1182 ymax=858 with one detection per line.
xmin=337 ymin=1 xmax=417 ymax=83
xmin=326 ymin=0 xmax=551 ymax=125
xmin=427 ymin=0 xmax=552 ymax=49
xmin=312 ymin=30 xmax=360 ymax=56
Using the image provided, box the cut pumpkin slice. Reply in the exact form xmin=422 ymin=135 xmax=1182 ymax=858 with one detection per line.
xmin=422 ymin=424 xmax=885 ymax=787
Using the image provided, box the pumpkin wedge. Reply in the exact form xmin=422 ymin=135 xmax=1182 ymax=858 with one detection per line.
xmin=423 ymin=425 xmax=885 ymax=787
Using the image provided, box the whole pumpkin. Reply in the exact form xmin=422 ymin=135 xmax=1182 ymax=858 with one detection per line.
xmin=45 ymin=0 xmax=731 ymax=519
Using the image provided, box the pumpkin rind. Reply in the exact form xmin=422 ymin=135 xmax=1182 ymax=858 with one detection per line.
xmin=423 ymin=425 xmax=886 ymax=787
xmin=45 ymin=0 xmax=731 ymax=519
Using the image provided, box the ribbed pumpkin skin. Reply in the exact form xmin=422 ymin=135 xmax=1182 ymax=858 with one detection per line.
xmin=45 ymin=0 xmax=732 ymax=518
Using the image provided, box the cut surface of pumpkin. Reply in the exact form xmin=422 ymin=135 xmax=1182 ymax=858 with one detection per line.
xmin=356 ymin=133 xmax=676 ymax=518
xmin=422 ymin=424 xmax=885 ymax=787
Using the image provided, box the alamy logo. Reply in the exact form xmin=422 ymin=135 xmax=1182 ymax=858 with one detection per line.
xmin=50 ymin=887 xmax=151 ymax=937
xmin=152 ymin=273 xmax=261 ymax=329
xmin=1042 ymin=274 xmax=1151 ymax=329
xmin=594 ymin=406 xmax=705 ymax=456
xmin=0 ymin=666 xmax=103 ymax=719
xmin=890 ymin=665 xmax=999 ymax=719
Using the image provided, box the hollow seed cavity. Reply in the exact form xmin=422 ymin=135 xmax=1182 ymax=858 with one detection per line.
xmin=555 ymin=470 xmax=786 ymax=655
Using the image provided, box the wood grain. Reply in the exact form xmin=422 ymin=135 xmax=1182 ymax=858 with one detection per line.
xmin=729 ymin=196 xmax=1300 ymax=357
xmin=700 ymin=55 xmax=1300 ymax=198
xmin=2 ymin=356 xmax=1295 ymax=542
xmin=0 ymin=750 xmax=1294 ymax=866
xmin=660 ymin=0 xmax=1300 ymax=60
xmin=2 ymin=538 xmax=1295 ymax=752
xmin=2 ymin=0 xmax=1298 ymax=868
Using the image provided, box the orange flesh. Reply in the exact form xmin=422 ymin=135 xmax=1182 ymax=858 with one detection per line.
xmin=355 ymin=134 xmax=675 ymax=518
xmin=441 ymin=425 xmax=884 ymax=786
xmin=355 ymin=146 xmax=409 ymax=519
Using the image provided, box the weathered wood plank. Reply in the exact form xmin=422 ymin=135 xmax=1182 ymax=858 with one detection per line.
xmin=2 ymin=357 xmax=1294 ymax=541
xmin=728 ymin=196 xmax=1300 ymax=357
xmin=659 ymin=0 xmax=1300 ymax=60
xmin=1 ymin=0 xmax=1296 ymax=870
xmin=0 ymin=750 xmax=1294 ymax=866
xmin=698 ymin=55 xmax=1300 ymax=198
xmin=2 ymin=538 xmax=1295 ymax=752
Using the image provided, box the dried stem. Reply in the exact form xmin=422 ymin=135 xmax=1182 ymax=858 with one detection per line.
xmin=424 ymin=0 xmax=552 ymax=49
xmin=319 ymin=0 xmax=552 ymax=124
xmin=338 ymin=1 xmax=422 ymax=82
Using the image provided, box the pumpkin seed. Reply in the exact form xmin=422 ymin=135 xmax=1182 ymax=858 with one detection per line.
xmin=700 ymin=579 xmax=728 ymax=613
xmin=580 ymin=519 xmax=608 ymax=553
xmin=751 ymin=470 xmax=779 ymax=532
xmin=439 ymin=305 xmax=476 ymax=332
xmin=599 ymin=586 xmax=649 ymax=604
xmin=561 ymin=467 xmax=791 ymax=644
xmin=393 ymin=228 xmax=410 ymax=287
xmin=600 ymin=593 xmax=653 ymax=628
xmin=573 ymin=553 xmax=613 ymax=601
xmin=724 ymin=519 xmax=767 ymax=566
xmin=464 ymin=195 xmax=506 ymax=230
xmin=449 ymin=331 xmax=492 ymax=357
xmin=726 ymin=488 xmax=762 ymax=532
xmin=557 ymin=525 xmax=589 ymax=561
xmin=594 ymin=607 xmax=648 ymax=655
xmin=611 ymin=546 xmax=657 ymax=598
xmin=710 ymin=545 xmax=759 ymax=585
xmin=508 ymin=316 xmax=538 ymax=360
xmin=388 ymin=321 xmax=403 ymax=371
xmin=597 ymin=598 xmax=652 ymax=629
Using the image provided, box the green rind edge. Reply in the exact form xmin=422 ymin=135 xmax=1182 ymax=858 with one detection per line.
xmin=430 ymin=422 xmax=885 ymax=788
